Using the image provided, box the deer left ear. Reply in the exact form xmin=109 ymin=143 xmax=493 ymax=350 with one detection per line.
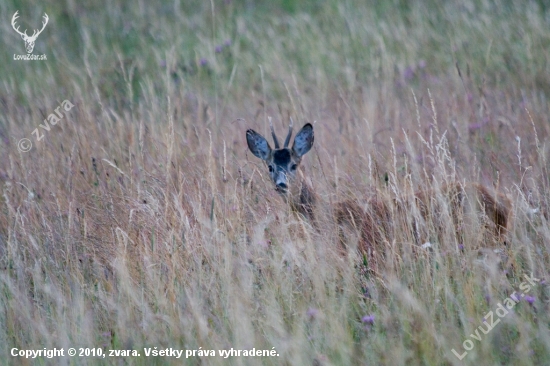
xmin=292 ymin=123 xmax=314 ymax=157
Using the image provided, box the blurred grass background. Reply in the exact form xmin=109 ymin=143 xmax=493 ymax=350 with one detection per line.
xmin=1 ymin=0 xmax=550 ymax=365
xmin=4 ymin=0 xmax=550 ymax=101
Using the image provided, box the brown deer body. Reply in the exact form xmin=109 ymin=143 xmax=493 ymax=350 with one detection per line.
xmin=335 ymin=182 xmax=512 ymax=269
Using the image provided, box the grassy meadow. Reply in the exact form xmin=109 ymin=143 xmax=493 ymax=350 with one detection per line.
xmin=1 ymin=0 xmax=550 ymax=364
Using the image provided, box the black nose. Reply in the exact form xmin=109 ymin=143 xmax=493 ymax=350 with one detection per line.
xmin=276 ymin=182 xmax=288 ymax=190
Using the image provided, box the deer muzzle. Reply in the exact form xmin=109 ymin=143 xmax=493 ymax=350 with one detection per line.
xmin=275 ymin=172 xmax=288 ymax=192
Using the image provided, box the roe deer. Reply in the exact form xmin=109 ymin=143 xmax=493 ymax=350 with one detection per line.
xmin=246 ymin=120 xmax=511 ymax=268
xmin=246 ymin=118 xmax=316 ymax=220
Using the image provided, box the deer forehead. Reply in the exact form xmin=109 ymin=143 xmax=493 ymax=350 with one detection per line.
xmin=271 ymin=149 xmax=293 ymax=165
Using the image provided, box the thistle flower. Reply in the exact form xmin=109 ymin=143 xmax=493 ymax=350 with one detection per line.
xmin=361 ymin=314 xmax=375 ymax=325
xmin=307 ymin=307 xmax=319 ymax=319
xmin=403 ymin=66 xmax=415 ymax=81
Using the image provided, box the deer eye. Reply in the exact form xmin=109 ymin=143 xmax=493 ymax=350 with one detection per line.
xmin=268 ymin=165 xmax=274 ymax=173
xmin=290 ymin=164 xmax=297 ymax=171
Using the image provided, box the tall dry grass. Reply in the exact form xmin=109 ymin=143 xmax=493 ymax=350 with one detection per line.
xmin=1 ymin=0 xmax=549 ymax=365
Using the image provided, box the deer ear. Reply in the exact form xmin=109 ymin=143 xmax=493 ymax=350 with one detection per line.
xmin=246 ymin=129 xmax=271 ymax=161
xmin=292 ymin=123 xmax=314 ymax=157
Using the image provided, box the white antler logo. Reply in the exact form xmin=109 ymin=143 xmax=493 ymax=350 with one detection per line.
xmin=11 ymin=11 xmax=49 ymax=54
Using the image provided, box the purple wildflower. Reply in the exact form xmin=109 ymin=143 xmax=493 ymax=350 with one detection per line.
xmin=215 ymin=45 xmax=223 ymax=53
xmin=510 ymin=293 xmax=520 ymax=302
xmin=307 ymin=308 xmax=319 ymax=319
xmin=468 ymin=123 xmax=483 ymax=132
xmin=403 ymin=66 xmax=415 ymax=81
xmin=361 ymin=315 xmax=375 ymax=325
xmin=258 ymin=240 xmax=268 ymax=249
xmin=525 ymin=295 xmax=535 ymax=305
xmin=458 ymin=244 xmax=464 ymax=250
xmin=199 ymin=58 xmax=208 ymax=66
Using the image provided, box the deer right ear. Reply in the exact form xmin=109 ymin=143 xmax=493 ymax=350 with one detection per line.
xmin=246 ymin=129 xmax=271 ymax=161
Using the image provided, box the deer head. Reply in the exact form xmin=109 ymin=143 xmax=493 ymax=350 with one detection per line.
xmin=11 ymin=11 xmax=49 ymax=54
xmin=246 ymin=118 xmax=314 ymax=194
